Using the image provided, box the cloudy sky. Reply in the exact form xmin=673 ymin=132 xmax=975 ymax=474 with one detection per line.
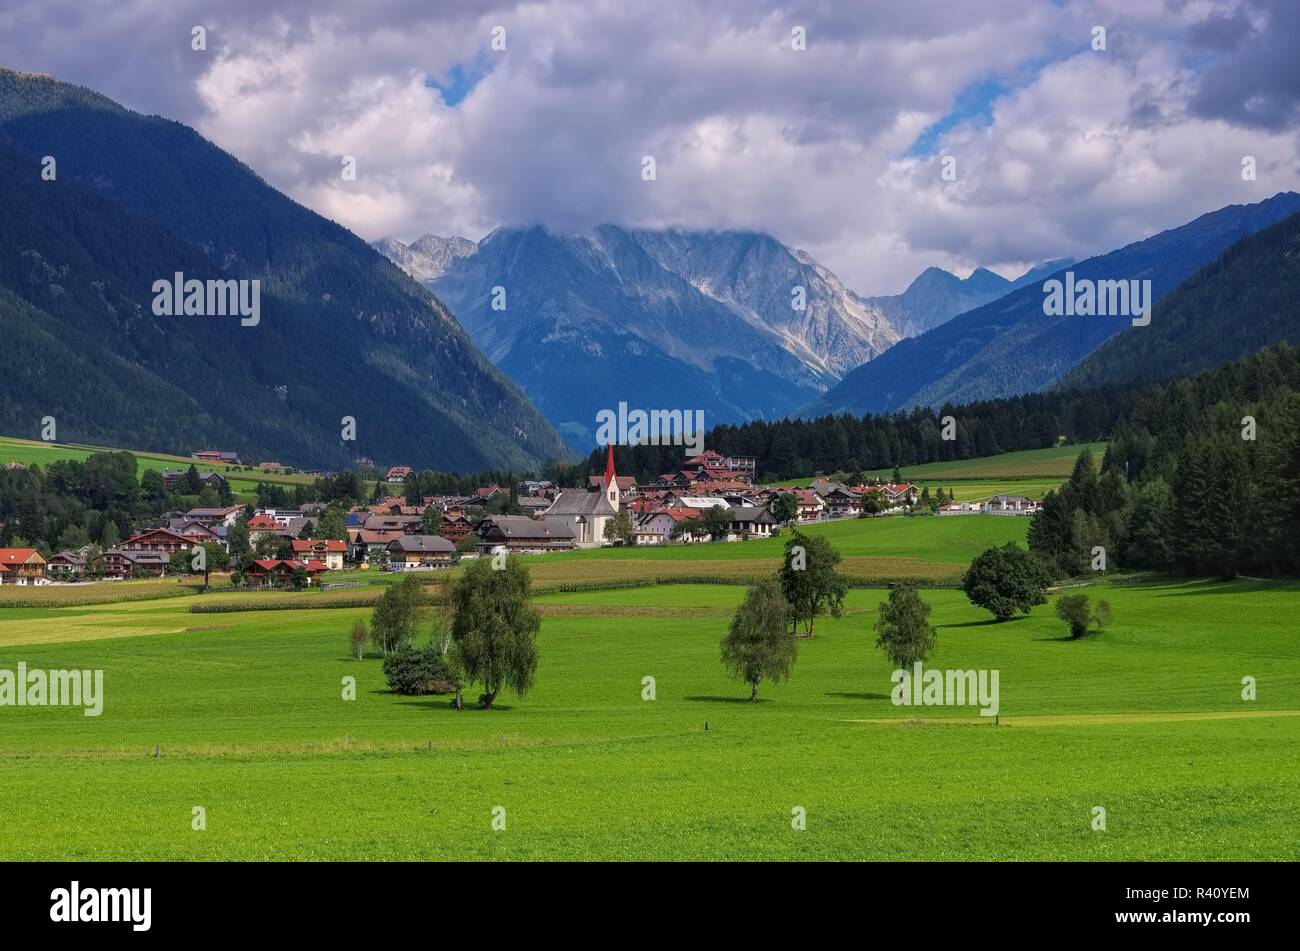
xmin=2 ymin=0 xmax=1298 ymax=293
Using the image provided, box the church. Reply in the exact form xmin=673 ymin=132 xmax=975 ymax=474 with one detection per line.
xmin=542 ymin=445 xmax=621 ymax=546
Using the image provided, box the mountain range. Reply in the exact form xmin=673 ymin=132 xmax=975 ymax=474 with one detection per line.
xmin=800 ymin=192 xmax=1300 ymax=418
xmin=7 ymin=67 xmax=1296 ymax=473
xmin=377 ymin=226 xmax=896 ymax=448
xmin=0 ymin=67 xmax=570 ymax=472
xmin=375 ymin=228 xmax=1064 ymax=449
xmin=859 ymin=260 xmax=1072 ymax=339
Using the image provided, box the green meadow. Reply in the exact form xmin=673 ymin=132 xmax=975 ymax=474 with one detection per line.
xmin=766 ymin=442 xmax=1106 ymax=503
xmin=865 ymin=442 xmax=1108 ymax=481
xmin=0 ymin=510 xmax=1296 ymax=860
xmin=0 ymin=434 xmax=315 ymax=498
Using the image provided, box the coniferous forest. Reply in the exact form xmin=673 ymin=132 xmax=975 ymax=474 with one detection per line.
xmin=576 ymin=344 xmax=1300 ymax=579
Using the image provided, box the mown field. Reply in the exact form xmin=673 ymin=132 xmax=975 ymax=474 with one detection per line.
xmin=533 ymin=511 xmax=1029 ymax=584
xmin=865 ymin=442 xmax=1108 ymax=481
xmin=0 ymin=511 xmax=1296 ymax=860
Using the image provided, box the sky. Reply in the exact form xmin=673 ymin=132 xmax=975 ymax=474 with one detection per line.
xmin=2 ymin=0 xmax=1298 ymax=294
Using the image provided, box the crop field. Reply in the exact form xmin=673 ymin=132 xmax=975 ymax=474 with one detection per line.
xmin=1 ymin=509 xmax=1296 ymax=861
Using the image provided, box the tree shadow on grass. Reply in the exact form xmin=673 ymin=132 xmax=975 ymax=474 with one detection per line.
xmin=825 ymin=691 xmax=891 ymax=701
xmin=394 ymin=698 xmax=514 ymax=712
xmin=939 ymin=616 xmax=1027 ymax=630
xmin=684 ymin=695 xmax=763 ymax=704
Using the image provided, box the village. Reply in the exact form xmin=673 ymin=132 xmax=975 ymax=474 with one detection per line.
xmin=0 ymin=447 xmax=1040 ymax=587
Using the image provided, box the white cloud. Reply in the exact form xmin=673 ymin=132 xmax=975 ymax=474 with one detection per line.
xmin=0 ymin=0 xmax=1297 ymax=295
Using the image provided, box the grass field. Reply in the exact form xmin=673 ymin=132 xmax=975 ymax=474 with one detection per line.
xmin=1 ymin=509 xmax=1296 ymax=860
xmin=865 ymin=442 xmax=1108 ymax=481
xmin=0 ymin=433 xmax=316 ymax=498
xmin=766 ymin=443 xmax=1106 ymax=503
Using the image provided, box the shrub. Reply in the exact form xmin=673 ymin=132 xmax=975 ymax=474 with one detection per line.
xmin=382 ymin=646 xmax=459 ymax=695
xmin=1055 ymin=593 xmax=1092 ymax=638
xmin=1054 ymin=594 xmax=1113 ymax=638
xmin=1093 ymin=599 xmax=1112 ymax=628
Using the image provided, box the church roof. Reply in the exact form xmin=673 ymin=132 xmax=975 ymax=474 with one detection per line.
xmin=545 ymin=489 xmax=617 ymax=517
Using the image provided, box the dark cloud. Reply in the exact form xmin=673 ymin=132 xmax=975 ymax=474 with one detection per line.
xmin=1189 ymin=0 xmax=1300 ymax=130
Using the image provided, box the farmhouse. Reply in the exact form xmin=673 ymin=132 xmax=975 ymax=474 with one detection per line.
xmin=362 ymin=514 xmax=422 ymax=533
xmin=821 ymin=487 xmax=863 ymax=519
xmin=46 ymin=551 xmax=86 ymax=578
xmin=121 ymin=528 xmax=190 ymax=555
xmin=242 ymin=559 xmax=324 ymax=587
xmin=476 ymin=516 xmax=576 ymax=554
xmin=726 ymin=506 xmax=777 ymax=540
xmin=634 ymin=507 xmax=704 ymax=545
xmin=290 ymin=539 xmax=346 ymax=571
xmin=791 ymin=489 xmax=826 ymax=522
xmin=875 ymin=482 xmax=919 ymax=507
xmin=981 ymin=495 xmax=1040 ymax=515
xmin=183 ymin=505 xmax=243 ymax=528
xmin=93 ymin=549 xmax=168 ymax=578
xmin=387 ymin=535 xmax=456 ymax=569
xmin=0 ymin=548 xmax=47 ymax=585
xmin=246 ymin=514 xmax=282 ymax=543
xmin=191 ymin=450 xmax=241 ymax=464
xmin=681 ymin=450 xmax=756 ymax=484
xmin=437 ymin=515 xmax=474 ymax=543
xmin=169 ymin=520 xmax=224 ymax=548
xmin=386 ymin=466 xmax=413 ymax=481
xmin=517 ymin=480 xmax=557 ymax=498
xmin=348 ymin=530 xmax=401 ymax=562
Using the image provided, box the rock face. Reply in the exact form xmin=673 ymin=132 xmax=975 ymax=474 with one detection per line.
xmin=861 ymin=266 xmax=1017 ymax=340
xmin=371 ymin=235 xmax=477 ymax=282
xmin=378 ymin=225 xmax=903 ymax=449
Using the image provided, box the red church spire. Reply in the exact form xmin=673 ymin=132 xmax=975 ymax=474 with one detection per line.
xmin=604 ymin=443 xmax=617 ymax=487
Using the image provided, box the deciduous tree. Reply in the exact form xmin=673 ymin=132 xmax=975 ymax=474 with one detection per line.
xmin=720 ymin=578 xmax=796 ymax=702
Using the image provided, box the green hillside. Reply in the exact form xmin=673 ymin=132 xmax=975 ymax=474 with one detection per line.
xmin=0 ymin=67 xmax=571 ymax=473
xmin=1061 ymin=209 xmax=1300 ymax=390
xmin=0 ymin=434 xmax=314 ymax=493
